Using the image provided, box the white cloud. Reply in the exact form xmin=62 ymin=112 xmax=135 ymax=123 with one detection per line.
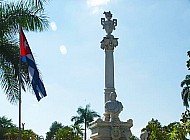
xmin=92 ymin=7 xmax=102 ymax=14
xmin=87 ymin=0 xmax=111 ymax=14
xmin=50 ymin=22 xmax=57 ymax=31
xmin=59 ymin=45 xmax=67 ymax=55
xmin=87 ymin=0 xmax=110 ymax=7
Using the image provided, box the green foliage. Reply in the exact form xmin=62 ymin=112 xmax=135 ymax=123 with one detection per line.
xmin=0 ymin=0 xmax=49 ymax=103
xmin=0 ymin=116 xmax=16 ymax=139
xmin=4 ymin=127 xmax=19 ymax=140
xmin=22 ymin=129 xmax=37 ymax=140
xmin=71 ymin=104 xmax=100 ymax=127
xmin=187 ymin=60 xmax=190 ymax=70
xmin=71 ymin=124 xmax=83 ymax=139
xmin=0 ymin=116 xmax=16 ymax=128
xmin=0 ymin=116 xmax=38 ymax=140
xmin=142 ymin=118 xmax=189 ymax=140
xmin=46 ymin=121 xmax=63 ymax=140
xmin=181 ymin=51 xmax=190 ymax=108
xmin=55 ymin=126 xmax=82 ymax=140
xmin=45 ymin=121 xmax=83 ymax=140
xmin=145 ymin=119 xmax=167 ymax=140
xmin=180 ymin=109 xmax=190 ymax=139
xmin=71 ymin=104 xmax=100 ymax=140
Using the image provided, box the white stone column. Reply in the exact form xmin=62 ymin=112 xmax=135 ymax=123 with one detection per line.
xmin=101 ymin=36 xmax=118 ymax=121
xmin=104 ymin=49 xmax=115 ymax=104
xmin=105 ymin=49 xmax=114 ymax=89
xmin=101 ymin=36 xmax=118 ymax=103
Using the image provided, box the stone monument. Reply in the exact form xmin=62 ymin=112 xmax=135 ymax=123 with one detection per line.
xmin=90 ymin=11 xmax=133 ymax=140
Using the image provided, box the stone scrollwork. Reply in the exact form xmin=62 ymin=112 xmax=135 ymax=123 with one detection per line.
xmin=111 ymin=126 xmax=121 ymax=140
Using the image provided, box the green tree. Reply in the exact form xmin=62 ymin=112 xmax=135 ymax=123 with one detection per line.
xmin=46 ymin=122 xmax=83 ymax=140
xmin=181 ymin=51 xmax=190 ymax=108
xmin=0 ymin=116 xmax=40 ymax=140
xmin=0 ymin=116 xmax=16 ymax=140
xmin=145 ymin=119 xmax=167 ymax=140
xmin=71 ymin=124 xmax=83 ymax=140
xmin=22 ymin=129 xmax=36 ymax=140
xmin=165 ymin=122 xmax=187 ymax=140
xmin=46 ymin=121 xmax=63 ymax=140
xmin=0 ymin=116 xmax=16 ymax=128
xmin=0 ymin=0 xmax=48 ymax=103
xmin=55 ymin=126 xmax=73 ymax=140
xmin=142 ymin=118 xmax=189 ymax=140
xmin=5 ymin=127 xmax=18 ymax=140
xmin=71 ymin=104 xmax=100 ymax=140
xmin=55 ymin=125 xmax=82 ymax=140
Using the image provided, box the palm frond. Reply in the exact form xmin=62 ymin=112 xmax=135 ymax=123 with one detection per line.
xmin=0 ymin=65 xmax=19 ymax=104
xmin=187 ymin=51 xmax=190 ymax=57
xmin=2 ymin=1 xmax=49 ymax=34
xmin=181 ymin=75 xmax=190 ymax=87
xmin=181 ymin=87 xmax=190 ymax=107
xmin=31 ymin=0 xmax=50 ymax=10
xmin=0 ymin=31 xmax=30 ymax=103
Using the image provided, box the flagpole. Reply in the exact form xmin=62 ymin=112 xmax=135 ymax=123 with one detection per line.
xmin=18 ymin=26 xmax=47 ymax=139
xmin=18 ymin=25 xmax=22 ymax=140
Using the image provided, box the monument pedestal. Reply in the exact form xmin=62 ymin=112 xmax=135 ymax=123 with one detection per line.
xmin=90 ymin=118 xmax=133 ymax=140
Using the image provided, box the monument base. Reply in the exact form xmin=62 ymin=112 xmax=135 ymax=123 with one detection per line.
xmin=90 ymin=118 xmax=133 ymax=140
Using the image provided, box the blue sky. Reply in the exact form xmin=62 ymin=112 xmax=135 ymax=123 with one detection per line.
xmin=1 ymin=0 xmax=190 ymax=139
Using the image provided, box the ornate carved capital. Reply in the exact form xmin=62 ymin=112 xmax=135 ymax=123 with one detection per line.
xmin=100 ymin=36 xmax=118 ymax=50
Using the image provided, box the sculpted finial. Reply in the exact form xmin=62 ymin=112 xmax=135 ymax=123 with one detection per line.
xmin=100 ymin=11 xmax=118 ymax=50
xmin=101 ymin=11 xmax=117 ymax=37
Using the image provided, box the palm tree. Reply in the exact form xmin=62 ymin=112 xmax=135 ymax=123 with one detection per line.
xmin=0 ymin=116 xmax=16 ymax=140
xmin=22 ymin=129 xmax=36 ymax=140
xmin=29 ymin=0 xmax=49 ymax=9
xmin=5 ymin=127 xmax=18 ymax=140
xmin=0 ymin=116 xmax=16 ymax=128
xmin=181 ymin=51 xmax=190 ymax=108
xmin=181 ymin=75 xmax=190 ymax=108
xmin=71 ymin=124 xmax=83 ymax=140
xmin=55 ymin=126 xmax=74 ymax=140
xmin=71 ymin=104 xmax=100 ymax=140
xmin=0 ymin=0 xmax=48 ymax=103
xmin=46 ymin=121 xmax=63 ymax=140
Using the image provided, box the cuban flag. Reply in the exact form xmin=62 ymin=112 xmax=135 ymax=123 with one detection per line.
xmin=20 ymin=28 xmax=47 ymax=101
